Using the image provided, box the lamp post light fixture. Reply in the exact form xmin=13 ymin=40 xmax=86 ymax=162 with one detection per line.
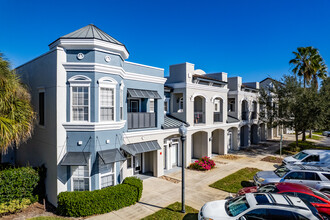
xmin=179 ymin=124 xmax=187 ymax=213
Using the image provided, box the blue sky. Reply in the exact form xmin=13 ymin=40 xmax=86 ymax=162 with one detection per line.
xmin=1 ymin=0 xmax=329 ymax=82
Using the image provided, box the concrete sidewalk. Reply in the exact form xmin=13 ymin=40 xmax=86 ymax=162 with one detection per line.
xmin=88 ymin=151 xmax=277 ymax=220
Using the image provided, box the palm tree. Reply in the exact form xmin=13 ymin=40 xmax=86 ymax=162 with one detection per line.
xmin=290 ymin=46 xmax=328 ymax=89
xmin=0 ymin=53 xmax=35 ymax=154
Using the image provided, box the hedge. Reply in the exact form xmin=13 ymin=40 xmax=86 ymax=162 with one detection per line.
xmin=0 ymin=167 xmax=39 ymax=203
xmin=57 ymin=177 xmax=143 ymax=217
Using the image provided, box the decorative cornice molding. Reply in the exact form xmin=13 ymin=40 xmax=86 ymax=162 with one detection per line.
xmin=62 ymin=62 xmax=167 ymax=84
xmin=62 ymin=121 xmax=126 ymax=131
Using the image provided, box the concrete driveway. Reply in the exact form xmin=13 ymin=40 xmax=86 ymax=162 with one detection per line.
xmin=88 ymin=144 xmax=278 ymax=220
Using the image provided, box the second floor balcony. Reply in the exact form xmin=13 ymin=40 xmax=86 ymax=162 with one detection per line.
xmin=194 ymin=112 xmax=205 ymax=124
xmin=127 ymin=112 xmax=156 ymax=129
xmin=214 ymin=112 xmax=223 ymax=123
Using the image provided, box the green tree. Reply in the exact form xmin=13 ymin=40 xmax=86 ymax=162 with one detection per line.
xmin=259 ymin=75 xmax=324 ymax=147
xmin=289 ymin=46 xmax=328 ymax=140
xmin=0 ymin=53 xmax=35 ymax=153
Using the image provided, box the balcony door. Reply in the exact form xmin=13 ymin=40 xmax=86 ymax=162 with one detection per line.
xmin=129 ymin=99 xmax=140 ymax=112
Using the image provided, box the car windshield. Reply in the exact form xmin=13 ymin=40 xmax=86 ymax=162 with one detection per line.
xmin=274 ymin=165 xmax=290 ymax=178
xmin=308 ymin=187 xmax=330 ymax=201
xmin=293 ymin=152 xmax=308 ymax=160
xmin=225 ymin=196 xmax=250 ymax=217
xmin=258 ymin=184 xmax=278 ymax=193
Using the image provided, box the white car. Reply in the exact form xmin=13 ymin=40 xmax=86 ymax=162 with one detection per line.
xmin=283 ymin=150 xmax=330 ymax=167
xmin=198 ymin=193 xmax=322 ymax=220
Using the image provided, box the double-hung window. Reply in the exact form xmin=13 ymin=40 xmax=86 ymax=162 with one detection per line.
xmin=98 ymin=77 xmax=117 ymax=122
xmin=99 ymin=162 xmax=115 ymax=189
xmin=100 ymin=88 xmax=114 ymax=121
xmin=72 ymin=165 xmax=90 ymax=191
xmin=72 ymin=87 xmax=89 ymax=121
xmin=69 ymin=75 xmax=91 ymax=122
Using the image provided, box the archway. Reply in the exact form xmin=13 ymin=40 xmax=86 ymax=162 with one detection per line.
xmin=211 ymin=129 xmax=225 ymax=154
xmin=240 ymin=125 xmax=249 ymax=147
xmin=241 ymin=100 xmax=249 ymax=120
xmin=192 ymin=131 xmax=208 ymax=159
xmin=250 ymin=124 xmax=259 ymax=144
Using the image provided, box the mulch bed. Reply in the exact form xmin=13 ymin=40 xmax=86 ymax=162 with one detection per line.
xmin=214 ymin=154 xmax=242 ymax=160
xmin=261 ymin=156 xmax=283 ymax=163
xmin=160 ymin=175 xmax=181 ymax=184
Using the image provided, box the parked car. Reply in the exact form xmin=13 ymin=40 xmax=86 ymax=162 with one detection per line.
xmin=254 ymin=164 xmax=330 ymax=193
xmin=198 ymin=193 xmax=322 ymax=220
xmin=237 ymin=182 xmax=330 ymax=220
xmin=283 ymin=150 xmax=330 ymax=167
xmin=323 ymin=131 xmax=330 ymax=137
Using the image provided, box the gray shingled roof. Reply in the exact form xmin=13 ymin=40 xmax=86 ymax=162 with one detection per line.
xmin=59 ymin=24 xmax=123 ymax=45
xmin=162 ymin=115 xmax=188 ymax=129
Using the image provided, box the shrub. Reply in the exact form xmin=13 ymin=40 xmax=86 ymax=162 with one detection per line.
xmin=57 ymin=177 xmax=143 ymax=217
xmin=0 ymin=198 xmax=31 ymax=216
xmin=0 ymin=167 xmax=39 ymax=203
xmin=189 ymin=156 xmax=216 ymax=171
xmin=123 ymin=176 xmax=143 ymax=201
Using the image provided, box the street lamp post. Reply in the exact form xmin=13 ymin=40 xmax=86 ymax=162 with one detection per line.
xmin=179 ymin=124 xmax=187 ymax=213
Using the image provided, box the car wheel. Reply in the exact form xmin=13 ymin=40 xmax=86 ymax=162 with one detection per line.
xmin=321 ymin=214 xmax=330 ymax=220
xmin=321 ymin=189 xmax=330 ymax=194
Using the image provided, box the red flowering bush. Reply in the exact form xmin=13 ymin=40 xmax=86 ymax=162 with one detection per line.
xmin=189 ymin=157 xmax=216 ymax=171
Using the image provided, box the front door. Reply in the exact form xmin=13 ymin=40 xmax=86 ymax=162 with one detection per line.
xmin=170 ymin=143 xmax=178 ymax=167
xmin=227 ymin=132 xmax=233 ymax=151
xmin=129 ymin=100 xmax=139 ymax=112
xmin=133 ymin=154 xmax=142 ymax=174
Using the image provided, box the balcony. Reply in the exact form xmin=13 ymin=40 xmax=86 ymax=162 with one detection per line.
xmin=194 ymin=112 xmax=205 ymax=124
xmin=127 ymin=112 xmax=156 ymax=130
xmin=251 ymin=112 xmax=257 ymax=119
xmin=242 ymin=111 xmax=248 ymax=120
xmin=213 ymin=112 xmax=223 ymax=123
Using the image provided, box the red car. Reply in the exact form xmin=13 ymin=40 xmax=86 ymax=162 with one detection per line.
xmin=238 ymin=182 xmax=330 ymax=220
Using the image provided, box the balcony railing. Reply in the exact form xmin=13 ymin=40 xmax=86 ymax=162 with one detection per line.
xmin=213 ymin=112 xmax=223 ymax=122
xmin=242 ymin=111 xmax=248 ymax=120
xmin=194 ymin=112 xmax=205 ymax=124
xmin=251 ymin=112 xmax=257 ymax=119
xmin=127 ymin=112 xmax=156 ymax=130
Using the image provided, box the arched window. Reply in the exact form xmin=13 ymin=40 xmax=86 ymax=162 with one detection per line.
xmin=68 ymin=75 xmax=92 ymax=122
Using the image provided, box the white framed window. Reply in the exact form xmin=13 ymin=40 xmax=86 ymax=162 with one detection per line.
xmin=99 ymin=162 xmax=115 ymax=189
xmin=149 ymin=99 xmax=155 ymax=113
xmin=71 ymin=165 xmax=90 ymax=191
xmin=98 ymin=77 xmax=117 ymax=122
xmin=68 ymin=75 xmax=92 ymax=122
xmin=100 ymin=87 xmax=114 ymax=121
xmin=228 ymin=98 xmax=235 ymax=112
xmin=72 ymin=87 xmax=89 ymax=121
xmin=164 ymin=98 xmax=169 ymax=114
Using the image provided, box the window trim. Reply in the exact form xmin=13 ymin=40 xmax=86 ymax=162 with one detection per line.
xmin=98 ymin=77 xmax=117 ymax=122
xmin=120 ymin=82 xmax=124 ymax=120
xmin=164 ymin=98 xmax=170 ymax=114
xmin=69 ymin=75 xmax=92 ymax=122
xmin=70 ymin=159 xmax=91 ymax=192
xmin=99 ymin=162 xmax=116 ymax=189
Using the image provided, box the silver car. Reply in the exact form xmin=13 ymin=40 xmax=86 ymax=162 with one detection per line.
xmin=254 ymin=165 xmax=330 ymax=193
xmin=198 ymin=193 xmax=322 ymax=220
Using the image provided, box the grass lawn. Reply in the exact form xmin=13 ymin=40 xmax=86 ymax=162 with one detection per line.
xmin=141 ymin=202 xmax=198 ymax=220
xmin=209 ymin=167 xmax=261 ymax=193
xmin=313 ymin=131 xmax=324 ymax=136
xmin=28 ymin=217 xmax=67 ymax=220
xmin=307 ymin=135 xmax=323 ymax=140
xmin=276 ymin=141 xmax=330 ymax=155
